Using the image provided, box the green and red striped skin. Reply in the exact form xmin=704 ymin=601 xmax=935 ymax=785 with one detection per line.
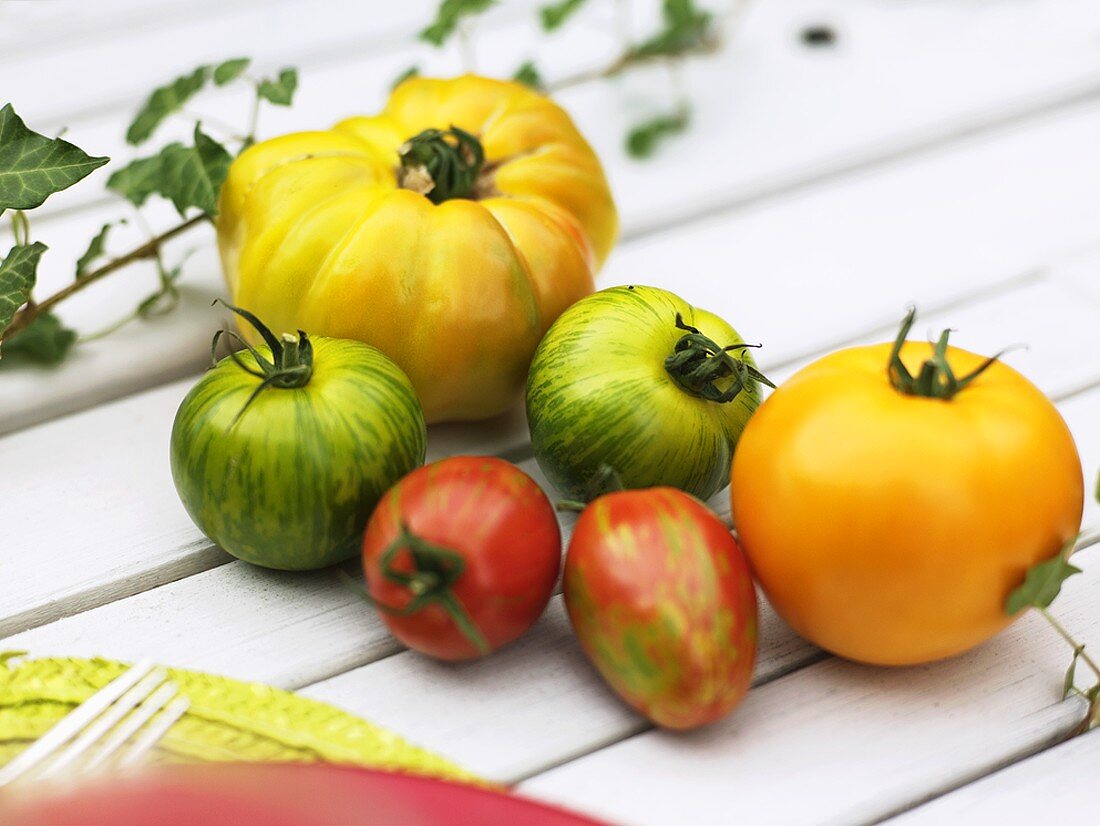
xmin=564 ymin=488 xmax=758 ymax=729
xmin=362 ymin=457 xmax=562 ymax=661
xmin=170 ymin=337 xmax=426 ymax=571
xmin=526 ymin=285 xmax=764 ymax=502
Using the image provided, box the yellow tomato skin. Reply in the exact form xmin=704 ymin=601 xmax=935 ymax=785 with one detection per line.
xmin=217 ymin=75 xmax=617 ymax=422
xmin=731 ymin=342 xmax=1083 ymax=665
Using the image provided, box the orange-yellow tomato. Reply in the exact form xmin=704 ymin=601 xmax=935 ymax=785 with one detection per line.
xmin=731 ymin=340 xmax=1083 ymax=665
xmin=217 ymin=75 xmax=617 ymax=422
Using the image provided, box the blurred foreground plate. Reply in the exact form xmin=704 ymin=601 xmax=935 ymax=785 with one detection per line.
xmin=0 ymin=762 xmax=608 ymax=825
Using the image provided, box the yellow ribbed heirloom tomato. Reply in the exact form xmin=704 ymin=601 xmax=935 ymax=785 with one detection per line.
xmin=216 ymin=74 xmax=618 ymax=422
xmin=731 ymin=310 xmax=1084 ymax=666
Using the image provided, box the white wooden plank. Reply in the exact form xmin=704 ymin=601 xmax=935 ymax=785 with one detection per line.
xmin=0 ymin=0 xmax=299 ymax=58
xmin=885 ymin=729 xmax=1100 ymax=824
xmin=6 ymin=97 xmax=1100 ymax=434
xmin=519 ymin=540 xmax=1100 ymax=825
xmin=765 ymin=274 xmax=1100 ymax=403
xmin=0 ymin=561 xmax=396 ymax=691
xmin=0 ymin=0 xmax=485 ymax=125
xmin=300 ymin=593 xmax=818 ymax=781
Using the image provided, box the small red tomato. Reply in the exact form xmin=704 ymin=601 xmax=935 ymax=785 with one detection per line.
xmin=564 ymin=488 xmax=757 ymax=729
xmin=362 ymin=456 xmax=562 ymax=661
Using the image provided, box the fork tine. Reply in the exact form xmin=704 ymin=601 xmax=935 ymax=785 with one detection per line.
xmin=116 ymin=695 xmax=190 ymax=769
xmin=35 ymin=670 xmax=167 ymax=780
xmin=82 ymin=682 xmax=180 ymax=774
xmin=0 ymin=660 xmax=156 ymax=787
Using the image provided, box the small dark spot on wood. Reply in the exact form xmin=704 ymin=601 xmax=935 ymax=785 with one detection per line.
xmin=627 ymin=285 xmax=635 ymax=290
xmin=801 ymin=24 xmax=836 ymax=48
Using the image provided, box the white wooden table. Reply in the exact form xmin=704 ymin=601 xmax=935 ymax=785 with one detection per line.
xmin=4 ymin=1 xmax=1100 ymax=823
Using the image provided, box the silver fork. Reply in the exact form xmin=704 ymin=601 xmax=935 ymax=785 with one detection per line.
xmin=0 ymin=660 xmax=190 ymax=786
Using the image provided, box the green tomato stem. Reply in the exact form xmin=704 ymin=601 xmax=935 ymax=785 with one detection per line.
xmin=886 ymin=306 xmax=1007 ymax=400
xmin=371 ymin=523 xmax=491 ymax=656
xmin=1039 ymin=608 xmax=1100 ymax=681
xmin=663 ymin=313 xmax=773 ymax=403
xmin=397 ymin=126 xmax=486 ymax=204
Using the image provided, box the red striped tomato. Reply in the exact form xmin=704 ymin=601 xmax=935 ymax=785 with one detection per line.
xmin=563 ymin=488 xmax=758 ymax=729
xmin=362 ymin=457 xmax=562 ymax=661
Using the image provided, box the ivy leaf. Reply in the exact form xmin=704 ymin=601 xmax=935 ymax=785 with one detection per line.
xmin=0 ymin=311 xmax=76 ymax=366
xmin=213 ymin=57 xmax=250 ymax=86
xmin=392 ymin=65 xmax=420 ymax=91
xmin=75 ymin=222 xmax=114 ymax=279
xmin=1005 ymin=537 xmax=1082 ymax=615
xmin=513 ymin=61 xmax=544 ymax=90
xmin=126 ymin=66 xmax=209 ymax=146
xmin=420 ymin=0 xmax=495 ymax=46
xmin=540 ymin=0 xmax=587 ymax=31
xmin=0 ymin=242 xmax=46 ymax=334
xmin=257 ymin=69 xmax=298 ymax=106
xmin=626 ymin=109 xmax=690 ymax=159
xmin=0 ymin=105 xmax=108 ymax=211
xmin=105 ymin=154 xmax=162 ymax=207
xmin=630 ymin=0 xmax=714 ymax=60
xmin=156 ymin=124 xmax=232 ymax=216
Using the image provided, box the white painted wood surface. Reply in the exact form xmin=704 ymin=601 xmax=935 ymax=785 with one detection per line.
xmin=3 ymin=1 xmax=1100 ymax=823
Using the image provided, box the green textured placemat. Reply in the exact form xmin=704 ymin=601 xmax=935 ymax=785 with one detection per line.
xmin=0 ymin=652 xmax=477 ymax=783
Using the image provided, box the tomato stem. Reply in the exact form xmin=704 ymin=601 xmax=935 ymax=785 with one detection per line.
xmin=397 ymin=125 xmax=486 ymax=204
xmin=664 ymin=313 xmax=774 ymax=403
xmin=372 ymin=523 xmax=491 ymax=656
xmin=210 ymin=300 xmax=313 ymax=425
xmin=886 ymin=306 xmax=1007 ymax=400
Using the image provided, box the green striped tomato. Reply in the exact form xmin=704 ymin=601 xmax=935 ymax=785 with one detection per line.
xmin=170 ymin=310 xmax=426 ymax=571
xmin=526 ymin=285 xmax=768 ymax=501
xmin=564 ymin=488 xmax=758 ymax=729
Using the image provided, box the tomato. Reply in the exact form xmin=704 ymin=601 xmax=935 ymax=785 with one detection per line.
xmin=217 ymin=75 xmax=618 ymax=423
xmin=362 ymin=456 xmax=561 ymax=661
xmin=731 ymin=309 xmax=1084 ymax=665
xmin=527 ymin=285 xmax=769 ymax=502
xmin=171 ymin=305 xmax=426 ymax=571
xmin=564 ymin=488 xmax=758 ymax=729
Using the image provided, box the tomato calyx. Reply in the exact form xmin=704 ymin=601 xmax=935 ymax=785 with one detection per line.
xmin=664 ymin=313 xmax=774 ymax=403
xmin=211 ymin=300 xmax=313 ymax=424
xmin=369 ymin=523 xmax=491 ymax=656
xmin=887 ymin=306 xmax=1006 ymax=401
xmin=397 ymin=125 xmax=487 ymax=204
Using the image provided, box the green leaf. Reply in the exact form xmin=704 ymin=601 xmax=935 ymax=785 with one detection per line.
xmin=630 ymin=0 xmax=714 ymax=60
xmin=0 ymin=242 xmax=46 ymax=334
xmin=420 ymin=0 xmax=495 ymax=46
xmin=626 ymin=110 xmax=690 ymax=159
xmin=156 ymin=124 xmax=232 ymax=216
xmin=513 ymin=61 xmax=543 ymax=90
xmin=75 ymin=222 xmax=114 ymax=279
xmin=392 ymin=65 xmax=420 ymax=91
xmin=126 ymin=66 xmax=209 ymax=145
xmin=1005 ymin=537 xmax=1082 ymax=615
xmin=214 ymin=57 xmax=250 ymax=86
xmin=540 ymin=0 xmax=586 ymax=31
xmin=0 ymin=311 xmax=76 ymax=365
xmin=257 ymin=68 xmax=298 ymax=106
xmin=0 ymin=105 xmax=109 ymax=210
xmin=105 ymin=155 xmax=162 ymax=207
